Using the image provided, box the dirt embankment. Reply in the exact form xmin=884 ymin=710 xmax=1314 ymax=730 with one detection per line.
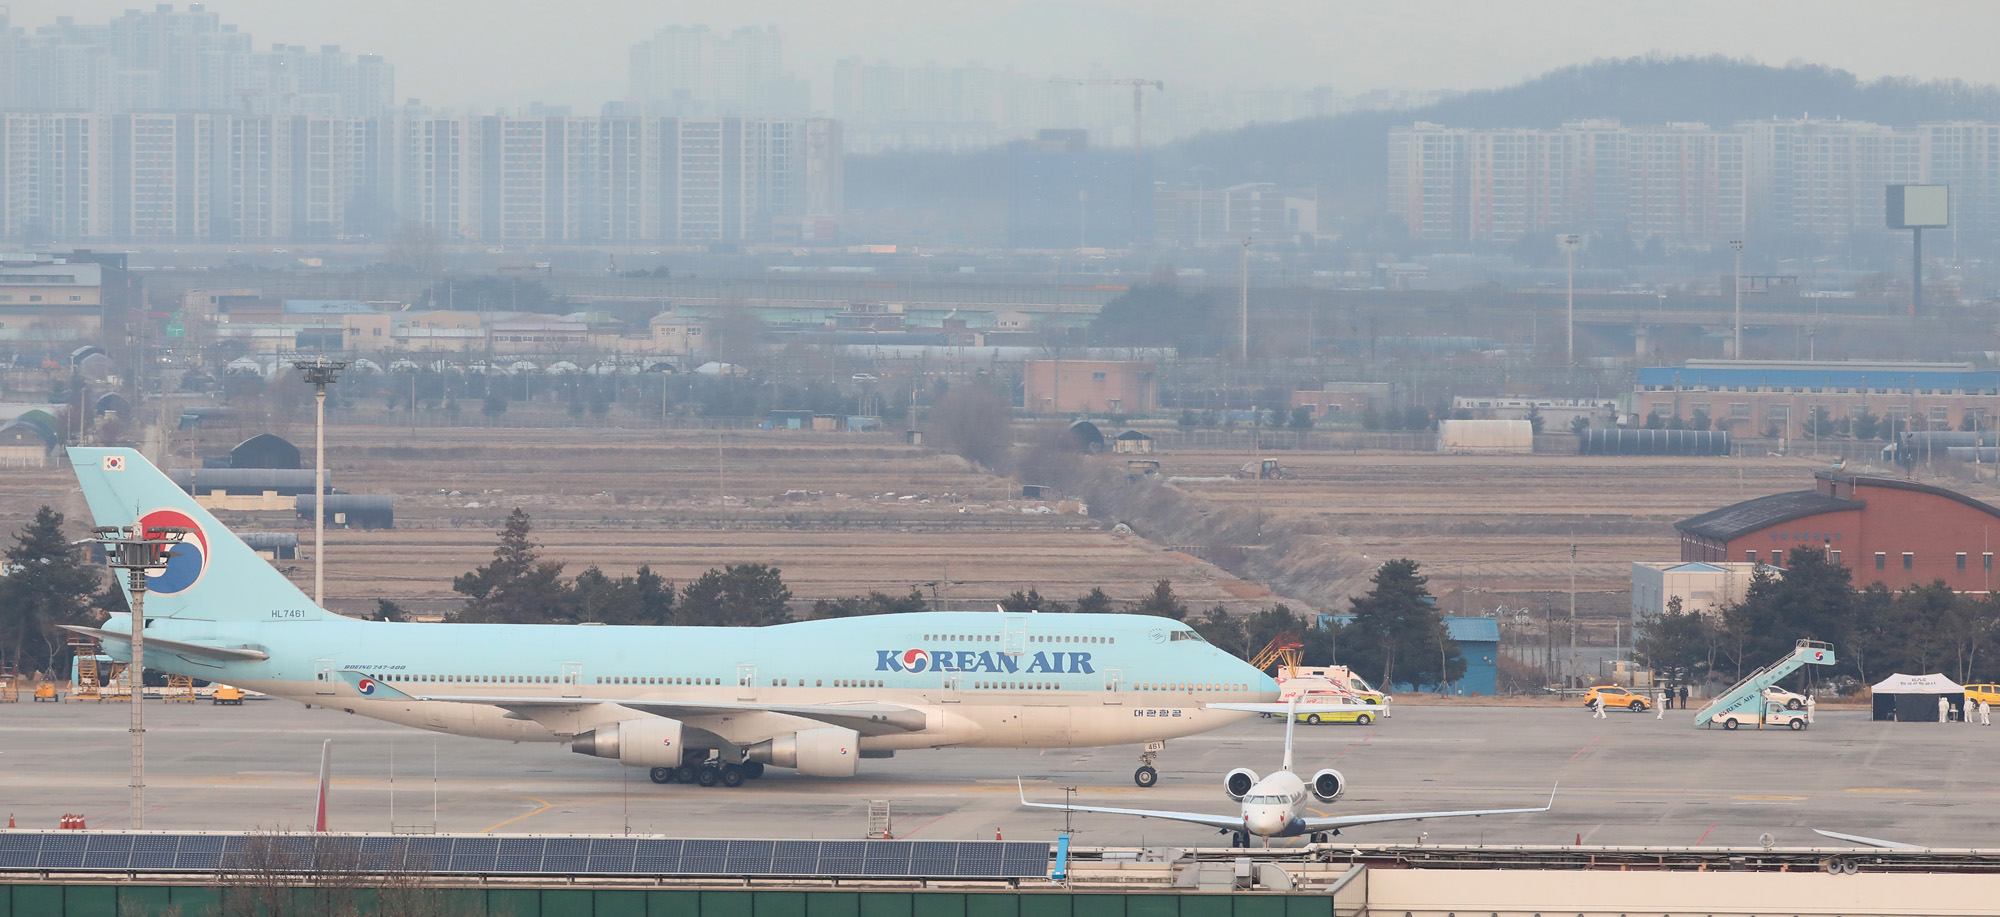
xmin=1014 ymin=449 xmax=1378 ymax=615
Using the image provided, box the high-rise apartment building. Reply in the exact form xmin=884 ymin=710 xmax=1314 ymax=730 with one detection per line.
xmin=1626 ymin=123 xmax=1744 ymax=241
xmin=0 ymin=111 xmax=841 ymax=245
xmin=0 ymin=6 xmax=393 ymax=118
xmin=628 ymin=26 xmax=807 ymax=117
xmin=1387 ymin=123 xmax=1471 ymax=241
xmin=1766 ymin=119 xmax=1923 ymax=238
xmin=1921 ymin=122 xmax=2000 ymax=237
xmin=1383 ymin=118 xmax=2000 ymax=245
xmin=1467 ymin=128 xmax=1572 ymax=242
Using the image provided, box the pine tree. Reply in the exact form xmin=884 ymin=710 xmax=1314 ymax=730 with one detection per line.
xmin=1133 ymin=580 xmax=1189 ymax=620
xmin=0 ymin=507 xmax=103 ymax=677
xmin=676 ymin=564 xmax=793 ymax=626
xmin=1339 ymin=559 xmax=1461 ymax=689
xmin=451 ymin=508 xmax=566 ymax=623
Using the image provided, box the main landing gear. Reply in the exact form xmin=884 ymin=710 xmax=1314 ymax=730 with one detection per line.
xmin=1134 ymin=744 xmax=1162 ymax=787
xmin=648 ymin=758 xmax=766 ymax=787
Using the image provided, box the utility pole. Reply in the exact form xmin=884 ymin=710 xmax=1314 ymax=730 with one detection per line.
xmin=95 ymin=523 xmax=189 ymax=829
xmin=1560 ymin=234 xmax=1581 ymax=365
xmin=1239 ymin=238 xmax=1251 ymax=362
xmin=1568 ymin=532 xmax=1577 ymax=686
xmin=292 ymin=357 xmax=348 ymax=607
xmin=1729 ymin=239 xmax=1745 ymax=359
xmin=1049 ymin=78 xmax=1163 ymax=247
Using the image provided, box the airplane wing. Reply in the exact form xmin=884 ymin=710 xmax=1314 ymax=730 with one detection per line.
xmin=61 ymin=624 xmax=271 ymax=666
xmin=1296 ymin=784 xmax=1557 ymax=833
xmin=1017 ymin=779 xmax=1248 ymax=832
xmin=1208 ymin=702 xmax=1380 ymax=714
xmin=334 ymin=672 xmax=926 ymax=735
xmin=1812 ymin=829 xmax=1927 ymax=851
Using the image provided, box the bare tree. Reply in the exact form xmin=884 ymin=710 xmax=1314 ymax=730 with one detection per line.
xmin=387 ymin=221 xmax=445 ymax=276
xmin=217 ymin=828 xmax=467 ymax=917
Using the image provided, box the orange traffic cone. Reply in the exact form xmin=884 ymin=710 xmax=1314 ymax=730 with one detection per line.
xmin=6 ymin=813 xmax=13 ymax=828
xmin=75 ymin=814 xmax=85 ymax=830
xmin=995 ymin=828 xmax=1002 ymax=841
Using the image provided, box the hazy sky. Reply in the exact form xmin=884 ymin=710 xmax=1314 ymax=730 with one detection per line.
xmin=20 ymin=0 xmax=2000 ymax=110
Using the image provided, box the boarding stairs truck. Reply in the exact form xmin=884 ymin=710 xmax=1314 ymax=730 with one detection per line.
xmin=1694 ymin=639 xmax=1835 ymax=729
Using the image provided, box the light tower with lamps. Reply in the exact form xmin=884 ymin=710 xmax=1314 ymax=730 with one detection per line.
xmin=1729 ymin=240 xmax=1745 ymax=358
xmin=1559 ymin=234 xmax=1581 ymax=365
xmin=93 ymin=523 xmax=189 ymax=829
xmin=291 ymin=357 xmax=348 ymax=607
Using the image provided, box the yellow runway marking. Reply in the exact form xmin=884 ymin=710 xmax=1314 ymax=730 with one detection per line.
xmin=481 ymin=796 xmax=556 ymax=833
xmin=1844 ymin=788 xmax=1921 ymax=793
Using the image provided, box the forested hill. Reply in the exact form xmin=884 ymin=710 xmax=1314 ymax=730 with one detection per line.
xmin=846 ymin=57 xmax=2000 ymax=218
xmin=1157 ymin=55 xmax=2000 ymax=198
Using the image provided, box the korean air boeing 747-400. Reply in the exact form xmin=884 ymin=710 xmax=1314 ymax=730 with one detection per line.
xmin=65 ymin=448 xmax=1280 ymax=788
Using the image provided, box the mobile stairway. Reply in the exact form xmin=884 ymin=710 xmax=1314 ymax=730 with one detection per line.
xmin=1693 ymin=639 xmax=1836 ymax=727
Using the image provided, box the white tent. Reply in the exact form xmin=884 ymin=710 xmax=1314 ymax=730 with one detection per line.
xmin=1871 ymin=673 xmax=1966 ymax=721
xmin=1871 ymin=673 xmax=1965 ymax=693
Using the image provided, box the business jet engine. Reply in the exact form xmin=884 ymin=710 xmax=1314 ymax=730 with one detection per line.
xmin=746 ymin=726 xmax=861 ymax=777
xmin=1310 ymin=768 xmax=1346 ymax=802
xmin=1224 ymin=768 xmax=1260 ymax=802
xmin=569 ymin=718 xmax=685 ymax=768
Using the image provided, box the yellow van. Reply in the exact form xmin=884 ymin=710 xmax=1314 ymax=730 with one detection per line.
xmin=1964 ymin=684 xmax=2000 ymax=708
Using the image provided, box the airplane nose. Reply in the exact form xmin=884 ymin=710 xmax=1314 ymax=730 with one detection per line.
xmin=1246 ymin=808 xmax=1287 ymax=836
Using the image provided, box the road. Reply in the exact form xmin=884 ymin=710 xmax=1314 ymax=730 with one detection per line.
xmin=3 ymin=699 xmax=1996 ymax=848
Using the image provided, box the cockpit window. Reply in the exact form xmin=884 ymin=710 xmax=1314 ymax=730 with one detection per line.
xmin=1170 ymin=630 xmax=1205 ymax=642
xmin=1246 ymin=794 xmax=1286 ymax=804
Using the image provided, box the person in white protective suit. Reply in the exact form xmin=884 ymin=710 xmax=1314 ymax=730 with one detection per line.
xmin=1940 ymin=696 xmax=1952 ymax=723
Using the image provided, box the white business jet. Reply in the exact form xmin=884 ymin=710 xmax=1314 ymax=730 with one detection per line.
xmin=1021 ymin=698 xmax=1556 ymax=847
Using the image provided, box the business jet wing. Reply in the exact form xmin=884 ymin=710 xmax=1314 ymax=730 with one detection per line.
xmin=335 ymin=672 xmax=926 ymax=734
xmin=1296 ymin=784 xmax=1557 ymax=833
xmin=1017 ymin=779 xmax=1248 ymax=831
xmin=1812 ymin=829 xmax=1927 ymax=851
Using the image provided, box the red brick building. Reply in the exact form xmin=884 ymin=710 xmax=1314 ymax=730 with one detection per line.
xmin=1677 ymin=472 xmax=2000 ymax=592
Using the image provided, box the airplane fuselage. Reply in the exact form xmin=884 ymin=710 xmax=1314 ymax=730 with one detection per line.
xmin=105 ymin=610 xmax=1277 ymax=756
xmin=1239 ymin=770 xmax=1311 ymax=837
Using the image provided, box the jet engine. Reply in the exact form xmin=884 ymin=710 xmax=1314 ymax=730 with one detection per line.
xmin=569 ymin=718 xmax=684 ymax=768
xmin=745 ymin=726 xmax=860 ymax=777
xmin=1224 ymin=768 xmax=1260 ymax=802
xmin=1310 ymin=768 xmax=1345 ymax=802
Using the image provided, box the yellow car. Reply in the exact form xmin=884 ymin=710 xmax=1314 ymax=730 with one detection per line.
xmin=1293 ymin=708 xmax=1377 ymax=726
xmin=1584 ymin=685 xmax=1653 ymax=712
xmin=1965 ymin=684 xmax=2000 ymax=708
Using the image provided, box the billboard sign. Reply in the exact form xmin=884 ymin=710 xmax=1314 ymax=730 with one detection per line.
xmin=1887 ymin=184 xmax=1949 ymax=229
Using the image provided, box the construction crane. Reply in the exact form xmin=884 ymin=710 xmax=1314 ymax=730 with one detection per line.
xmin=1049 ymin=77 xmax=1164 ymax=247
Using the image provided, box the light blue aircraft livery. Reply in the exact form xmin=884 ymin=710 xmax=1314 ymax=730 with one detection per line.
xmin=67 ymin=447 xmax=1281 ymax=788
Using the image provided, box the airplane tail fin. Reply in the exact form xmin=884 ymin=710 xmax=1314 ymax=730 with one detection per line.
xmin=1281 ymin=695 xmax=1298 ymax=773
xmin=68 ymin=447 xmax=332 ymax=622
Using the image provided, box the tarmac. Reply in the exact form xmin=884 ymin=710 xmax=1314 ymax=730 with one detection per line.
xmin=4 ymin=698 xmax=1999 ymax=849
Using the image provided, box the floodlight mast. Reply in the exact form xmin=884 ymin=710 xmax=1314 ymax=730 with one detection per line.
xmin=1729 ymin=240 xmax=1745 ymax=358
xmin=291 ymin=357 xmax=348 ymax=607
xmin=1559 ymin=234 xmax=1581 ymax=365
xmin=95 ymin=524 xmax=188 ymax=829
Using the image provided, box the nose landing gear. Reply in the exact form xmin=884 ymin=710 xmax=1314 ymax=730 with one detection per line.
xmin=1134 ymin=742 xmax=1164 ymax=787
